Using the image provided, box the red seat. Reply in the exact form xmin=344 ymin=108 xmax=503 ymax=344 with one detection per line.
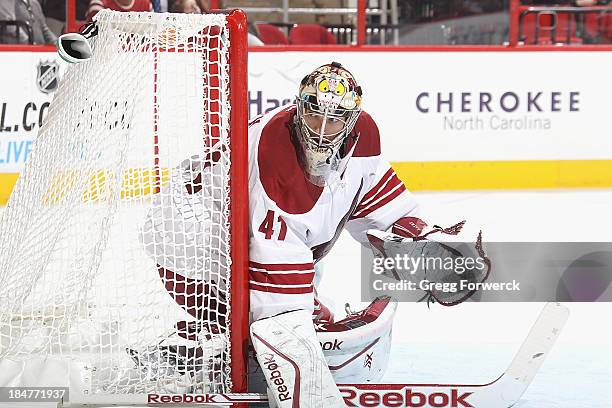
xmin=585 ymin=11 xmax=612 ymax=42
xmin=604 ymin=14 xmax=612 ymax=41
xmin=256 ymin=23 xmax=289 ymax=45
xmin=289 ymin=24 xmax=337 ymax=45
xmin=554 ymin=13 xmax=583 ymax=44
xmin=520 ymin=12 xmax=582 ymax=45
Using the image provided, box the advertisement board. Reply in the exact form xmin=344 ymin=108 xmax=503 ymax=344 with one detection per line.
xmin=1 ymin=50 xmax=611 ymax=202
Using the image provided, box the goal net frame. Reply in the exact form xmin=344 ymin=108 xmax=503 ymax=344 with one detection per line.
xmin=0 ymin=9 xmax=249 ymax=407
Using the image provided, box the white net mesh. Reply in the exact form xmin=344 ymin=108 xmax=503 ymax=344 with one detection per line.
xmin=0 ymin=10 xmax=238 ymax=396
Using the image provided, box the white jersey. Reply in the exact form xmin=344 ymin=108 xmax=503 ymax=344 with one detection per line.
xmin=248 ymin=105 xmax=418 ymax=321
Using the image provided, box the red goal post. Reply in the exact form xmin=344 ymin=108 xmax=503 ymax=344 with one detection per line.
xmin=224 ymin=8 xmax=250 ymax=398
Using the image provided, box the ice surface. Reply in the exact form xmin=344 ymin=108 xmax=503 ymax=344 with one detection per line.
xmin=1 ymin=189 xmax=611 ymax=407
xmin=318 ymin=189 xmax=612 ymax=407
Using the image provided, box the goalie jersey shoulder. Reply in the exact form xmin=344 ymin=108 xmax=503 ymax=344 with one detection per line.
xmin=248 ymin=106 xmax=384 ymax=216
xmin=249 ymin=105 xmax=323 ymax=215
xmin=347 ymin=110 xmax=382 ymax=158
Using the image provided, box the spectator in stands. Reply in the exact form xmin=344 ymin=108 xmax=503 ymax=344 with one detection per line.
xmin=575 ymin=0 xmax=611 ymax=43
xmin=169 ymin=0 xmax=205 ymax=13
xmin=170 ymin=0 xmax=264 ymax=45
xmin=248 ymin=21 xmax=264 ymax=45
xmin=0 ymin=0 xmax=57 ymax=44
xmin=574 ymin=0 xmax=610 ymax=4
xmin=86 ymin=0 xmax=153 ymax=22
xmin=523 ymin=0 xmax=609 ymax=3
xmin=43 ymin=0 xmax=90 ymax=36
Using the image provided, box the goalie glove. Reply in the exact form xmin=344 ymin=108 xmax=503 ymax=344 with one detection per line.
xmin=367 ymin=220 xmax=491 ymax=306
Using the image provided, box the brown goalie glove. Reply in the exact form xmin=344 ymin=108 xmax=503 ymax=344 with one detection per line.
xmin=366 ymin=217 xmax=491 ymax=306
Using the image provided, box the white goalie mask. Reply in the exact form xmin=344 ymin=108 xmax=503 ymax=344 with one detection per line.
xmin=294 ymin=62 xmax=362 ymax=186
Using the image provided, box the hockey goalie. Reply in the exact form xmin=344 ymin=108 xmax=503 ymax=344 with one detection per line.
xmin=139 ymin=63 xmax=489 ymax=405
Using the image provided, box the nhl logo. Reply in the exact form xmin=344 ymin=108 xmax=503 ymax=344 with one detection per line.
xmin=37 ymin=60 xmax=60 ymax=94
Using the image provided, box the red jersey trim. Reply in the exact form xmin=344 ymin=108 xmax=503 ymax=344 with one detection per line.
xmin=351 ymin=183 xmax=406 ymax=219
xmin=354 ymin=176 xmax=403 ymax=214
xmin=257 ymin=107 xmax=323 ymax=214
xmin=249 ymin=260 xmax=315 ymax=287
xmin=249 ymin=282 xmax=314 ymax=294
xmin=357 ymin=168 xmax=395 ymax=206
xmin=351 ymin=111 xmax=381 ymax=158
xmin=249 ymin=261 xmax=314 ymax=271
xmin=351 ymin=169 xmax=405 ymax=219
xmin=249 ymin=270 xmax=315 ymax=286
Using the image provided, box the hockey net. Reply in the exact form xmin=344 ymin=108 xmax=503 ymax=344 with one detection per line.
xmin=0 ymin=10 xmax=248 ymax=403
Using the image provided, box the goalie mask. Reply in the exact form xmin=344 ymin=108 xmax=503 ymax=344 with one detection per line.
xmin=294 ymin=62 xmax=362 ymax=186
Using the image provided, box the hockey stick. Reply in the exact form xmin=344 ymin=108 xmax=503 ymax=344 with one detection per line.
xmin=339 ymin=302 xmax=569 ymax=407
xmin=58 ymin=302 xmax=568 ymax=407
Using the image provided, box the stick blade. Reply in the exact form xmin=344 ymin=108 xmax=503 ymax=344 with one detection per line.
xmin=495 ymin=302 xmax=570 ymax=406
xmin=506 ymin=302 xmax=569 ymax=383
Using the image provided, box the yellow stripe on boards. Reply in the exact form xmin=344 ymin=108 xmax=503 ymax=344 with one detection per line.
xmin=1 ymin=160 xmax=612 ymax=205
xmin=0 ymin=173 xmax=19 ymax=205
xmin=0 ymin=168 xmax=170 ymax=206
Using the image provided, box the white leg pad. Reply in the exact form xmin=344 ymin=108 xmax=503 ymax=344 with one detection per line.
xmin=250 ymin=309 xmax=345 ymax=408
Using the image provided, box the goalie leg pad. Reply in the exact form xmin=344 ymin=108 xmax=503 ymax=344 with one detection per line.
xmin=317 ymin=296 xmax=397 ymax=384
xmin=250 ymin=310 xmax=345 ymax=408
